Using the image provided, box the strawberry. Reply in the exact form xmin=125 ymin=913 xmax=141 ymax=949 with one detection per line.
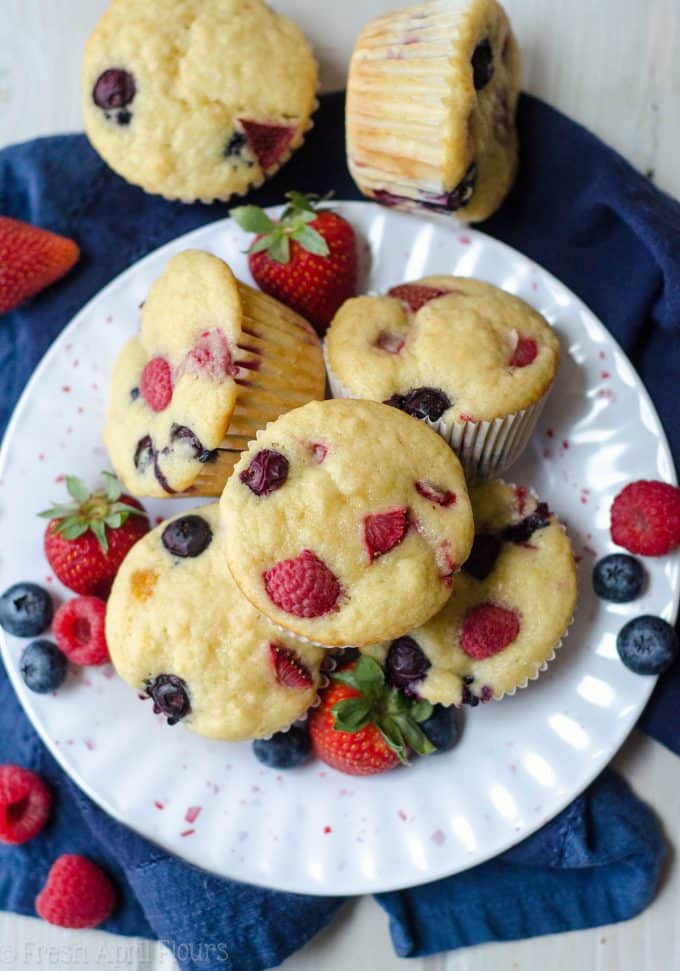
xmin=363 ymin=508 xmax=409 ymax=560
xmin=269 ymin=642 xmax=313 ymax=689
xmin=0 ymin=216 xmax=79 ymax=314
xmin=510 ymin=336 xmax=538 ymax=367
xmin=308 ymin=656 xmax=435 ymax=775
xmin=387 ymin=284 xmax=449 ymax=313
xmin=39 ymin=472 xmax=149 ymax=598
xmin=231 ymin=192 xmax=358 ymax=336
xmin=239 ymin=120 xmax=295 ymax=170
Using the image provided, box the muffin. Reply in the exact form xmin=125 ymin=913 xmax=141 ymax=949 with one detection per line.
xmin=221 ymin=398 xmax=474 ymax=647
xmin=346 ymin=0 xmax=520 ymax=222
xmin=324 ymin=275 xmax=559 ymax=478
xmin=82 ymin=0 xmax=318 ymax=202
xmin=362 ymin=480 xmax=577 ymax=704
xmin=107 ymin=504 xmax=325 ymax=740
xmin=105 ymin=250 xmax=325 ymax=498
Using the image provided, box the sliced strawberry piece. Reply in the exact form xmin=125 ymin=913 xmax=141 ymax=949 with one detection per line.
xmin=387 ymin=284 xmax=450 ymax=313
xmin=239 ymin=120 xmax=295 ymax=170
xmin=364 ymin=508 xmax=409 ymax=560
xmin=415 ymin=481 xmax=457 ymax=507
xmin=374 ymin=331 xmax=406 ymax=354
xmin=510 ymin=336 xmax=538 ymax=367
xmin=269 ymin=643 xmax=313 ymax=689
xmin=263 ymin=549 xmax=341 ymax=617
xmin=0 ymin=216 xmax=79 ymax=314
xmin=461 ymin=603 xmax=520 ymax=659
xmin=140 ymin=357 xmax=173 ymax=412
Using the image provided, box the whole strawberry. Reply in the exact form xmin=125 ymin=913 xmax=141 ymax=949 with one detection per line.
xmin=308 ymin=656 xmax=435 ymax=775
xmin=231 ymin=192 xmax=358 ymax=336
xmin=39 ymin=472 xmax=148 ymax=598
xmin=0 ymin=216 xmax=79 ymax=315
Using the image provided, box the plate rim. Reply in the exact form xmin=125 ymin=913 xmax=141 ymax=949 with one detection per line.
xmin=0 ymin=200 xmax=677 ymax=896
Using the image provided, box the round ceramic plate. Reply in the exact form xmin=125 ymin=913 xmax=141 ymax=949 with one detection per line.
xmin=0 ymin=203 xmax=677 ymax=895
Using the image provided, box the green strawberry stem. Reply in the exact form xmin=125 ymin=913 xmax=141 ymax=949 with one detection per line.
xmin=38 ymin=470 xmax=147 ymax=554
xmin=331 ymin=656 xmax=435 ymax=764
xmin=230 ymin=191 xmax=334 ymax=265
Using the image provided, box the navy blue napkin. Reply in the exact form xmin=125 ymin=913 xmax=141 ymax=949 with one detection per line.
xmin=0 ymin=92 xmax=676 ymax=969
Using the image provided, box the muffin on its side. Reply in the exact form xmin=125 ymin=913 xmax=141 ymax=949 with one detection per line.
xmin=107 ymin=504 xmax=325 ymax=741
xmin=325 ymin=275 xmax=559 ymax=478
xmin=362 ymin=480 xmax=577 ymax=704
xmin=346 ymin=0 xmax=520 ymax=222
xmin=82 ymin=0 xmax=318 ymax=202
xmin=221 ymin=398 xmax=474 ymax=647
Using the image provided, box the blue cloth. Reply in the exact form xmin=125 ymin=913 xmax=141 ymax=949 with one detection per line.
xmin=0 ymin=92 xmax=676 ymax=969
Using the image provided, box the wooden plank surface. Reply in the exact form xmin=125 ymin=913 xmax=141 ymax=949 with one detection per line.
xmin=0 ymin=2 xmax=678 ymax=969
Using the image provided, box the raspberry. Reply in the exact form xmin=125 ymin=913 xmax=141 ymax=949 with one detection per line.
xmin=461 ymin=603 xmax=521 ymax=659
xmin=140 ymin=357 xmax=173 ymax=412
xmin=264 ymin=550 xmax=341 ymax=617
xmin=364 ymin=508 xmax=409 ymax=560
xmin=53 ymin=596 xmax=109 ymax=666
xmin=510 ymin=337 xmax=538 ymax=367
xmin=0 ymin=765 xmax=52 ymax=844
xmin=35 ymin=855 xmax=116 ymax=929
xmin=182 ymin=328 xmax=238 ymax=380
xmin=415 ymin=481 xmax=457 ymax=507
xmin=269 ymin=643 xmax=313 ymax=689
xmin=387 ymin=284 xmax=450 ymax=313
xmin=239 ymin=120 xmax=295 ymax=169
xmin=610 ymin=480 xmax=680 ymax=556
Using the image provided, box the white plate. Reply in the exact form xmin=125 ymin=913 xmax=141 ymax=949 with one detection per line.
xmin=0 ymin=203 xmax=677 ymax=896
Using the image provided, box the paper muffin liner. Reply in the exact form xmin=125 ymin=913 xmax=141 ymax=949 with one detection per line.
xmin=186 ymin=284 xmax=325 ymax=496
xmin=324 ymin=349 xmax=551 ymax=482
xmin=259 ymin=655 xmax=347 ymax=740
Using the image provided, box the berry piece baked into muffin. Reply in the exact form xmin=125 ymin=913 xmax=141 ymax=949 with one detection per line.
xmin=82 ymin=0 xmax=318 ymax=202
xmin=107 ymin=504 xmax=324 ymax=740
xmin=105 ymin=250 xmax=325 ymax=498
xmin=325 ymin=276 xmax=559 ymax=478
xmin=346 ymin=0 xmax=520 ymax=221
xmin=221 ymin=398 xmax=474 ymax=647
xmin=362 ymin=480 xmax=577 ymax=704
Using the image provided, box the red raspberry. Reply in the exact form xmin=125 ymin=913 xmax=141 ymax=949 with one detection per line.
xmin=388 ymin=284 xmax=450 ymax=313
xmin=364 ymin=508 xmax=409 ymax=560
xmin=461 ymin=603 xmax=521 ymax=659
xmin=264 ymin=550 xmax=341 ymax=617
xmin=182 ymin=328 xmax=238 ymax=380
xmin=611 ymin=480 xmax=680 ymax=556
xmin=35 ymin=854 xmax=116 ymax=929
xmin=140 ymin=356 xmax=173 ymax=411
xmin=0 ymin=765 xmax=52 ymax=844
xmin=510 ymin=337 xmax=538 ymax=367
xmin=53 ymin=596 xmax=109 ymax=665
xmin=269 ymin=643 xmax=313 ymax=688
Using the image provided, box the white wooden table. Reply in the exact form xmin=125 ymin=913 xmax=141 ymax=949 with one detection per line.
xmin=1 ymin=2 xmax=678 ymax=969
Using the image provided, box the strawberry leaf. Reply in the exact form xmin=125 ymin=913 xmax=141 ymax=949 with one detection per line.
xmin=395 ymin=716 xmax=435 ymax=756
xmin=90 ymin=519 xmax=108 ymax=554
xmin=291 ymin=226 xmax=329 ymax=256
xmin=411 ymin=700 xmax=434 ymax=723
xmin=377 ymin=717 xmax=409 ymax=764
xmin=268 ymin=235 xmax=290 ymax=264
xmin=105 ymin=513 xmax=123 ymax=529
xmin=248 ymin=233 xmax=278 ymax=256
xmin=332 ymin=698 xmax=372 ymax=732
xmin=59 ymin=521 xmax=88 ymax=541
xmin=66 ymin=476 xmax=89 ymax=502
xmin=102 ymin=470 xmax=122 ymax=502
xmin=230 ymin=206 xmax=275 ymax=234
xmin=37 ymin=504 xmax=76 ymax=519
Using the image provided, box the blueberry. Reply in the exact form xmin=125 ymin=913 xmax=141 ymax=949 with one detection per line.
xmin=471 ymin=39 xmax=494 ymax=89
xmin=170 ymin=424 xmax=205 ymax=458
xmin=420 ymin=705 xmax=459 ymax=753
xmin=385 ymin=387 xmax=451 ymax=422
xmin=593 ymin=554 xmax=644 ymax=603
xmin=161 ymin=515 xmax=213 ymax=558
xmin=252 ymin=726 xmax=312 ymax=769
xmin=240 ymin=449 xmax=289 ymax=496
xmin=20 ymin=640 xmax=67 ymax=693
xmin=461 ymin=675 xmax=479 ymax=706
xmin=93 ymin=69 xmax=135 ymax=109
xmin=503 ymin=503 xmax=552 ymax=544
xmin=134 ymin=435 xmax=154 ymax=472
xmin=0 ymin=583 xmax=53 ymax=637
xmin=145 ymin=674 xmax=191 ymax=725
xmin=116 ymin=109 xmax=132 ymax=126
xmin=224 ymin=130 xmax=248 ymax=158
xmin=130 ymin=386 xmax=140 ymax=401
xmin=616 ymin=616 xmax=678 ymax=675
xmin=463 ymin=534 xmax=502 ymax=580
xmin=386 ymin=637 xmax=431 ymax=693
xmin=422 ymin=164 xmax=477 ymax=212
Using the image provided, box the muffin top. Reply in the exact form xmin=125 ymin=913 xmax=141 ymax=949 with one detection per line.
xmin=82 ymin=0 xmax=318 ymax=201
xmin=221 ymin=398 xmax=474 ymax=647
xmin=362 ymin=480 xmax=577 ymax=704
xmin=106 ymin=503 xmax=324 ymax=741
xmin=325 ymin=276 xmax=559 ymax=423
xmin=105 ymin=250 xmax=248 ymax=498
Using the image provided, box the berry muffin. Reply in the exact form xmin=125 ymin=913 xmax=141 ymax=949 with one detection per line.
xmin=107 ymin=504 xmax=324 ymax=740
xmin=221 ymin=398 xmax=474 ymax=647
xmin=325 ymin=276 xmax=559 ymax=478
xmin=362 ymin=480 xmax=577 ymax=704
xmin=105 ymin=250 xmax=325 ymax=498
xmin=346 ymin=0 xmax=520 ymax=222
xmin=82 ymin=0 xmax=318 ymax=202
